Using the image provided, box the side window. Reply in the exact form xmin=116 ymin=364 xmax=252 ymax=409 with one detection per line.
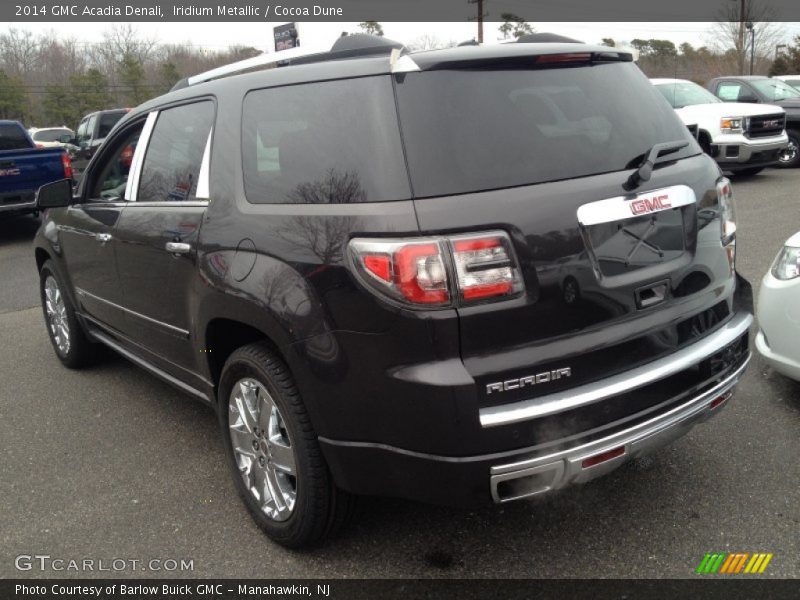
xmin=717 ymin=83 xmax=741 ymax=102
xmin=85 ymin=115 xmax=98 ymax=141
xmin=137 ymin=101 xmax=214 ymax=203
xmin=241 ymin=77 xmax=410 ymax=204
xmin=76 ymin=118 xmax=89 ymax=143
xmin=87 ymin=124 xmax=144 ymax=201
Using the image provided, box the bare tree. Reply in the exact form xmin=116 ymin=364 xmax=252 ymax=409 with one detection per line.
xmin=0 ymin=28 xmax=40 ymax=76
xmin=710 ymin=0 xmax=785 ymax=75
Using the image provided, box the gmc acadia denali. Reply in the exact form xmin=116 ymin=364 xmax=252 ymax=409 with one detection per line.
xmin=33 ymin=36 xmax=753 ymax=547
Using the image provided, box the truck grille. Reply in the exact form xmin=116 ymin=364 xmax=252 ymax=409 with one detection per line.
xmin=746 ymin=113 xmax=785 ymax=139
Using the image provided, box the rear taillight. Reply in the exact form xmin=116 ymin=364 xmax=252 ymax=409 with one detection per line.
xmin=348 ymin=231 xmax=522 ymax=308
xmin=61 ymin=152 xmax=73 ymax=179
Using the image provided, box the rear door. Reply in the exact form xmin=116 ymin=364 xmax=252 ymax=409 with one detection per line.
xmin=394 ymin=58 xmax=729 ymax=405
xmin=113 ymin=100 xmax=214 ymax=378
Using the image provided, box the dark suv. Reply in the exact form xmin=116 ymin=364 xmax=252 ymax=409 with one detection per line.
xmin=33 ymin=36 xmax=752 ymax=547
xmin=71 ymin=108 xmax=130 ymax=180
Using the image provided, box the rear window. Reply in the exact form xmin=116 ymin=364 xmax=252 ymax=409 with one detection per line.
xmin=242 ymin=76 xmax=410 ymax=204
xmin=98 ymin=112 xmax=125 ymax=138
xmin=0 ymin=123 xmax=31 ymax=151
xmin=395 ymin=63 xmax=697 ymax=198
xmin=32 ymin=128 xmax=72 ymax=142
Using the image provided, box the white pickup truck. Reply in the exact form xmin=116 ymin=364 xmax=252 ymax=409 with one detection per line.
xmin=651 ymin=78 xmax=788 ymax=176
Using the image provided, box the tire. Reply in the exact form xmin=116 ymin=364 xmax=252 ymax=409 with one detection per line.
xmin=777 ymin=132 xmax=800 ymax=168
xmin=39 ymin=260 xmax=96 ymax=368
xmin=218 ymin=342 xmax=357 ymax=548
xmin=733 ymin=167 xmax=764 ymax=177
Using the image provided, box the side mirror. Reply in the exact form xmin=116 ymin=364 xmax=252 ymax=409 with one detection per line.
xmin=59 ymin=134 xmax=72 ymax=144
xmin=739 ymin=94 xmax=759 ymax=103
xmin=36 ymin=179 xmax=74 ymax=209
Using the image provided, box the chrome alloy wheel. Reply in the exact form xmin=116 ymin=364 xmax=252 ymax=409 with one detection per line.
xmin=44 ymin=275 xmax=70 ymax=355
xmin=778 ymin=139 xmax=798 ymax=164
xmin=229 ymin=378 xmax=297 ymax=522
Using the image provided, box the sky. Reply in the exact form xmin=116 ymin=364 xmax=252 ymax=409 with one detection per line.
xmin=9 ymin=21 xmax=800 ymax=53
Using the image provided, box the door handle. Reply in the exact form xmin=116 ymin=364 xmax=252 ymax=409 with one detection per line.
xmin=166 ymin=241 xmax=191 ymax=255
xmin=96 ymin=233 xmax=112 ymax=243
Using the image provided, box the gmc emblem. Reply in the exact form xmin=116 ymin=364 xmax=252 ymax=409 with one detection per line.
xmin=630 ymin=194 xmax=671 ymax=215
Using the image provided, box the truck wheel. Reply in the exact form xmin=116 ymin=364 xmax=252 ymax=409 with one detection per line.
xmin=734 ymin=167 xmax=763 ymax=177
xmin=39 ymin=260 xmax=96 ymax=368
xmin=218 ymin=342 xmax=358 ymax=548
xmin=777 ymin=132 xmax=800 ymax=168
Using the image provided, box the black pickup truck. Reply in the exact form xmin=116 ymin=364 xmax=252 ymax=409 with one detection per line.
xmin=0 ymin=120 xmax=72 ymax=217
xmin=33 ymin=35 xmax=753 ymax=547
xmin=707 ymin=76 xmax=800 ymax=167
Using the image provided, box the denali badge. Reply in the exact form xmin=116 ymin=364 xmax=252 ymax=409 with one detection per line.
xmin=486 ymin=368 xmax=572 ymax=394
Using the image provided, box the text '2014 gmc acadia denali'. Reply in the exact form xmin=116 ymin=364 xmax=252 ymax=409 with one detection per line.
xmin=33 ymin=35 xmax=753 ymax=548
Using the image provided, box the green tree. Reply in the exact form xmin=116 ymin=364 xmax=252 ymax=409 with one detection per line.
xmin=769 ymin=55 xmax=791 ymax=76
xmin=358 ymin=21 xmax=384 ymax=36
xmin=157 ymin=61 xmax=181 ymax=95
xmin=601 ymin=38 xmax=616 ymax=47
xmin=118 ymin=53 xmax=149 ymax=105
xmin=648 ymin=39 xmax=678 ymax=58
xmin=42 ymin=84 xmax=75 ymax=126
xmin=0 ymin=69 xmax=26 ymax=121
xmin=499 ymin=13 xmax=534 ymax=39
xmin=69 ymin=68 xmax=113 ymax=119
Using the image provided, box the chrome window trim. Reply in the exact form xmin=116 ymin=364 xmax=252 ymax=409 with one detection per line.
xmin=125 ymin=110 xmax=159 ymax=202
xmin=195 ymin=129 xmax=212 ymax=200
xmin=479 ymin=311 xmax=753 ymax=427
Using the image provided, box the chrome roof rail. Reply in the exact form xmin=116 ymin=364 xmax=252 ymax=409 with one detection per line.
xmin=185 ymin=44 xmax=328 ymax=87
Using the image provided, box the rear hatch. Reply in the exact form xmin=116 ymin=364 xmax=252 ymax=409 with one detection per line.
xmin=394 ymin=50 xmax=733 ymax=408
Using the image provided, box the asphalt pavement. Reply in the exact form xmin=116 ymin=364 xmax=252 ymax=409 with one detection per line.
xmin=1 ymin=169 xmax=799 ymax=578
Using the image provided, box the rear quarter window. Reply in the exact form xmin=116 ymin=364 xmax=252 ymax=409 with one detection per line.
xmin=241 ymin=76 xmax=410 ymax=204
xmin=0 ymin=123 xmax=31 ymax=151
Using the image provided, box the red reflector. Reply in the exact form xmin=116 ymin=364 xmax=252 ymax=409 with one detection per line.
xmin=463 ymin=281 xmax=513 ymax=300
xmin=710 ymin=392 xmax=732 ymax=410
xmin=581 ymin=446 xmax=625 ymax=469
xmin=537 ymin=52 xmax=592 ymax=64
xmin=61 ymin=152 xmax=73 ymax=179
xmin=363 ymin=254 xmax=391 ymax=282
xmin=453 ymin=238 xmax=501 ymax=252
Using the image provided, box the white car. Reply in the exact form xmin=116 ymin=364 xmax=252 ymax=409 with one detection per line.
xmin=651 ymin=78 xmax=788 ymax=176
xmin=773 ymin=75 xmax=800 ymax=91
xmin=756 ymin=231 xmax=800 ymax=380
xmin=27 ymin=126 xmax=75 ymax=149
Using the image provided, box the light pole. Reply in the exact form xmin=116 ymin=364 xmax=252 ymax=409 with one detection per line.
xmin=746 ymin=21 xmax=755 ymax=75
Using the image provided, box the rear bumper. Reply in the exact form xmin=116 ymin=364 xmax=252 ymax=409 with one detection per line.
xmin=320 ymin=312 xmax=752 ymax=507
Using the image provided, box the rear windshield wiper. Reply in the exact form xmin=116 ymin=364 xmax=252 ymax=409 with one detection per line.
xmin=625 ymin=140 xmax=689 ymax=190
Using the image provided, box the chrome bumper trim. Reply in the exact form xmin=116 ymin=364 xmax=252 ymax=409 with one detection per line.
xmin=480 ymin=311 xmax=752 ymax=427
xmin=490 ymin=354 xmax=750 ymax=503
